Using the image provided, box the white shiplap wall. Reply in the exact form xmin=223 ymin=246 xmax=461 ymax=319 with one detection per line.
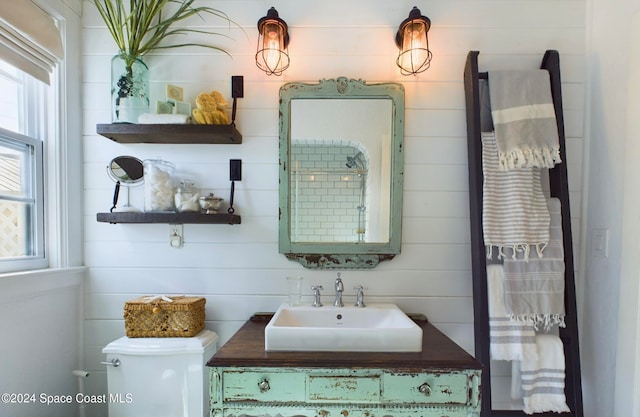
xmin=81 ymin=0 xmax=586 ymax=414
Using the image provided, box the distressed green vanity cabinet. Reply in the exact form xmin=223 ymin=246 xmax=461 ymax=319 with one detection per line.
xmin=207 ymin=314 xmax=482 ymax=417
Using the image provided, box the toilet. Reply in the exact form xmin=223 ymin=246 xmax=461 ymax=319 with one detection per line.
xmin=102 ymin=330 xmax=218 ymax=417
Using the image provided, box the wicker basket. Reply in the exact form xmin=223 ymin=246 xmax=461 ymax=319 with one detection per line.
xmin=123 ymin=296 xmax=205 ymax=337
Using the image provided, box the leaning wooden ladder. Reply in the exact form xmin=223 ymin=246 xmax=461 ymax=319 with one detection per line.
xmin=464 ymin=50 xmax=584 ymax=416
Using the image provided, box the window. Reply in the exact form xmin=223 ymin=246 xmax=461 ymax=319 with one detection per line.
xmin=0 ymin=60 xmax=47 ymax=272
xmin=0 ymin=1 xmax=74 ymax=273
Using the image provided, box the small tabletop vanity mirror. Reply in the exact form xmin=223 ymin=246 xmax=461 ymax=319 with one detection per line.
xmin=279 ymin=77 xmax=405 ymax=269
xmin=107 ymin=155 xmax=144 ymax=212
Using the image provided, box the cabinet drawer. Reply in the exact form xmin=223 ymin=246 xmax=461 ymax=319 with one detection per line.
xmin=222 ymin=371 xmax=306 ymax=403
xmin=309 ymin=375 xmax=381 ymax=403
xmin=219 ymin=405 xmax=472 ymax=417
xmin=382 ymin=372 xmax=471 ymax=405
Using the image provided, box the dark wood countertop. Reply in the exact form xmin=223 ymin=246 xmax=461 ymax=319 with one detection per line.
xmin=207 ymin=314 xmax=482 ymax=370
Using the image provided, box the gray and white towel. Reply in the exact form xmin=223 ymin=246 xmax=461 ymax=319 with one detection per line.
xmin=487 ymin=264 xmax=537 ymax=361
xmin=503 ymin=198 xmax=566 ymax=330
xmin=482 ymin=131 xmax=550 ymax=258
xmin=520 ymin=334 xmax=570 ymax=414
xmin=489 ymin=70 xmax=561 ymax=171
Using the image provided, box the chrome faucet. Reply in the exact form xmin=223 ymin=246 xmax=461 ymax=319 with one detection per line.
xmin=311 ymin=285 xmax=323 ymax=307
xmin=354 ymin=285 xmax=366 ymax=308
xmin=334 ymin=273 xmax=344 ymax=307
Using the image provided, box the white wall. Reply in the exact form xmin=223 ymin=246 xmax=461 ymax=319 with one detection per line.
xmin=81 ymin=1 xmax=586 ymax=415
xmin=0 ymin=269 xmax=84 ymax=417
xmin=615 ymin=12 xmax=640 ymax=412
xmin=583 ymin=0 xmax=640 ymax=416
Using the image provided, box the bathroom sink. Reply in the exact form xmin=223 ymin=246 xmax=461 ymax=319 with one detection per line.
xmin=265 ymin=303 xmax=423 ymax=352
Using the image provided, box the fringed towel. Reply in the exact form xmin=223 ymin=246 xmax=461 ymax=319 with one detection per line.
xmin=503 ymin=198 xmax=566 ymax=331
xmin=482 ymin=131 xmax=550 ymax=258
xmin=487 ymin=264 xmax=537 ymax=361
xmin=520 ymin=334 xmax=570 ymax=414
xmin=488 ymin=70 xmax=561 ymax=170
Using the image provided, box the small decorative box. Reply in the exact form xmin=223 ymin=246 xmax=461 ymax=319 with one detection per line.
xmin=123 ymin=295 xmax=206 ymax=338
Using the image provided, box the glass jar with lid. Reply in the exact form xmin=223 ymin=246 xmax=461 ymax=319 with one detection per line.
xmin=199 ymin=193 xmax=224 ymax=214
xmin=175 ymin=179 xmax=200 ymax=212
xmin=143 ymin=159 xmax=175 ymax=212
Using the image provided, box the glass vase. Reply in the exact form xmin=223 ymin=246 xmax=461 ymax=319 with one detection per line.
xmin=111 ymin=53 xmax=149 ymax=124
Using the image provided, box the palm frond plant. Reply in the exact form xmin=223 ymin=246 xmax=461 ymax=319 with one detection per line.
xmin=90 ymin=0 xmax=235 ymax=122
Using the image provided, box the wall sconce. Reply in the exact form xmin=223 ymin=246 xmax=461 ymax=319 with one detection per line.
xmin=395 ymin=6 xmax=432 ymax=75
xmin=256 ymin=7 xmax=290 ymax=76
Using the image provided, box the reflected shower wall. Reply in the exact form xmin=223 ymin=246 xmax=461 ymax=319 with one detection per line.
xmin=290 ymin=140 xmax=369 ymax=243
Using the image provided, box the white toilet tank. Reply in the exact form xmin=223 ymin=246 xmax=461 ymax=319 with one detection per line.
xmin=102 ymin=330 xmax=218 ymax=417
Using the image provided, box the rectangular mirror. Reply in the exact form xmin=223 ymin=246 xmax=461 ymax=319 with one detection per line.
xmin=279 ymin=78 xmax=404 ymax=269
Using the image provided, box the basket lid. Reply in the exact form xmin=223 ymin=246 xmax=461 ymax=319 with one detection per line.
xmin=102 ymin=330 xmax=218 ymax=355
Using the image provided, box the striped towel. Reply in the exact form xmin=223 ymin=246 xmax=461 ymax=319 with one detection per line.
xmin=520 ymin=334 xmax=570 ymax=414
xmin=503 ymin=198 xmax=566 ymax=331
xmin=482 ymin=131 xmax=550 ymax=258
xmin=488 ymin=70 xmax=561 ymax=171
xmin=487 ymin=264 xmax=537 ymax=361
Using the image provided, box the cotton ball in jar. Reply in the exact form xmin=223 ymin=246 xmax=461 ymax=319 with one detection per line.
xmin=143 ymin=159 xmax=176 ymax=212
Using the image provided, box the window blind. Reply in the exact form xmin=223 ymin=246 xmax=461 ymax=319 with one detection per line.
xmin=0 ymin=0 xmax=63 ymax=84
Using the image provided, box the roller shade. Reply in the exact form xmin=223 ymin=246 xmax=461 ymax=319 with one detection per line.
xmin=0 ymin=1 xmax=64 ymax=84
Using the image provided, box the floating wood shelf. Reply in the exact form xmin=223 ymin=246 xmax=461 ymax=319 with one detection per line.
xmin=96 ymin=123 xmax=242 ymax=144
xmin=97 ymin=212 xmax=241 ymax=225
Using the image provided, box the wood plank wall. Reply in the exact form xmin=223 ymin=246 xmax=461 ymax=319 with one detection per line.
xmin=81 ymin=1 xmax=586 ymax=414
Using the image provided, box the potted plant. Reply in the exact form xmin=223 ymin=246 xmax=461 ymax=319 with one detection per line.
xmin=90 ymin=0 xmax=234 ymax=123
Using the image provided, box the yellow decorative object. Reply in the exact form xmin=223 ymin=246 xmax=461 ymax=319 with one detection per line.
xmin=192 ymin=90 xmax=230 ymax=125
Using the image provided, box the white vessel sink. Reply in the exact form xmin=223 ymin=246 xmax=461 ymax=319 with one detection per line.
xmin=265 ymin=303 xmax=423 ymax=352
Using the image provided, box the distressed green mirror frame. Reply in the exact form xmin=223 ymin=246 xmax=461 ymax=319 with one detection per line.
xmin=279 ymin=77 xmax=405 ymax=269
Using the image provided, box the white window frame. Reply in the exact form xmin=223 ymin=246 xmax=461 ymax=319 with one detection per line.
xmin=0 ymin=69 xmax=48 ymax=273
